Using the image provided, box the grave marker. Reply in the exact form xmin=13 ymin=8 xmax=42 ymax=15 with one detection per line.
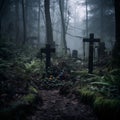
xmin=72 ymin=50 xmax=78 ymax=58
xmin=41 ymin=44 xmax=55 ymax=72
xmin=83 ymin=33 xmax=100 ymax=73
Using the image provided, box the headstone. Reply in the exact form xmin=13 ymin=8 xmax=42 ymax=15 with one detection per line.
xmin=72 ymin=50 xmax=78 ymax=58
xmin=41 ymin=44 xmax=55 ymax=72
xmin=83 ymin=33 xmax=100 ymax=73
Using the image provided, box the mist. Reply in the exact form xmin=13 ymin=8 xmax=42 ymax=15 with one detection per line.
xmin=1 ymin=1 xmax=120 ymax=120
xmin=0 ymin=0 xmax=115 ymax=58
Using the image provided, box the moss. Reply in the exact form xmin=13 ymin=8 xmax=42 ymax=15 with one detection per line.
xmin=21 ymin=93 xmax=36 ymax=104
xmin=77 ymin=88 xmax=120 ymax=120
xmin=77 ymin=88 xmax=96 ymax=105
xmin=71 ymin=70 xmax=88 ymax=77
xmin=0 ymin=93 xmax=37 ymax=120
xmin=94 ymin=97 xmax=120 ymax=120
xmin=29 ymin=86 xmax=38 ymax=94
xmin=78 ymin=70 xmax=88 ymax=77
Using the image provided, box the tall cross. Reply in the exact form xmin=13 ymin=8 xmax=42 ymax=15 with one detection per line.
xmin=41 ymin=44 xmax=55 ymax=72
xmin=83 ymin=33 xmax=100 ymax=73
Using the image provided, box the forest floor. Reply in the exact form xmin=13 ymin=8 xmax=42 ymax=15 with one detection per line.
xmin=26 ymin=89 xmax=98 ymax=120
xmin=1 ymin=57 xmax=114 ymax=120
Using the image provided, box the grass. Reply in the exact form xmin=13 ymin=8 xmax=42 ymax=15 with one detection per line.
xmin=76 ymin=87 xmax=120 ymax=120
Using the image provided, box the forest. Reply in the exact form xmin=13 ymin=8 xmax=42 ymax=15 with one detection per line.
xmin=0 ymin=0 xmax=120 ymax=120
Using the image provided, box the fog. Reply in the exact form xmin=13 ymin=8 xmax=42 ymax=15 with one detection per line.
xmin=1 ymin=1 xmax=120 ymax=120
xmin=0 ymin=0 xmax=115 ymax=58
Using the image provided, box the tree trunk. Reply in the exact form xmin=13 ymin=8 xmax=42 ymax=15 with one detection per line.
xmin=64 ymin=0 xmax=69 ymax=33
xmin=0 ymin=0 xmax=4 ymax=38
xmin=44 ymin=0 xmax=53 ymax=45
xmin=22 ymin=0 xmax=27 ymax=45
xmin=0 ymin=17 xmax=1 ymax=38
xmin=83 ymin=0 xmax=89 ymax=60
xmin=84 ymin=0 xmax=89 ymax=60
xmin=38 ymin=0 xmax=41 ymax=48
xmin=15 ymin=0 xmax=19 ymax=43
xmin=100 ymin=0 xmax=103 ymax=41
xmin=86 ymin=0 xmax=88 ymax=37
xmin=112 ymin=0 xmax=120 ymax=67
xmin=59 ymin=0 xmax=67 ymax=55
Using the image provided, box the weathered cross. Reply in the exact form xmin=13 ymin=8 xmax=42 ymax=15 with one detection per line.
xmin=83 ymin=33 xmax=100 ymax=73
xmin=41 ymin=44 xmax=55 ymax=72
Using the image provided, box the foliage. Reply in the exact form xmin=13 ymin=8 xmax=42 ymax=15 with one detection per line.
xmin=110 ymin=69 xmax=120 ymax=76
xmin=21 ymin=93 xmax=37 ymax=104
xmin=0 ymin=58 xmax=45 ymax=111
xmin=75 ymin=87 xmax=120 ymax=120
xmin=72 ymin=70 xmax=88 ymax=77
xmin=100 ymin=70 xmax=120 ymax=96
xmin=39 ymin=78 xmax=65 ymax=90
xmin=29 ymin=86 xmax=38 ymax=94
xmin=94 ymin=97 xmax=120 ymax=120
xmin=0 ymin=38 xmax=17 ymax=60
xmin=0 ymin=38 xmax=44 ymax=119
xmin=74 ymin=69 xmax=120 ymax=99
xmin=76 ymin=88 xmax=96 ymax=105
xmin=0 ymin=91 xmax=41 ymax=120
xmin=24 ymin=59 xmax=45 ymax=76
xmin=74 ymin=68 xmax=120 ymax=120
xmin=59 ymin=81 xmax=74 ymax=95
xmin=71 ymin=70 xmax=88 ymax=77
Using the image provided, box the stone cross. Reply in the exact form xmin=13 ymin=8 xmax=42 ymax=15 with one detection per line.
xmin=41 ymin=44 xmax=55 ymax=72
xmin=83 ymin=33 xmax=100 ymax=73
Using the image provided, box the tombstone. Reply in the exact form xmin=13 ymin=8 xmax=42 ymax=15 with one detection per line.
xmin=41 ymin=44 xmax=55 ymax=72
xmin=72 ymin=50 xmax=78 ymax=58
xmin=83 ymin=33 xmax=100 ymax=73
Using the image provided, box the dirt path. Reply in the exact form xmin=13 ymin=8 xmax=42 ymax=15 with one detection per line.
xmin=27 ymin=90 xmax=98 ymax=120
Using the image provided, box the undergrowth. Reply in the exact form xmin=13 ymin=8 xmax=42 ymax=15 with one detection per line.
xmin=75 ymin=69 xmax=120 ymax=120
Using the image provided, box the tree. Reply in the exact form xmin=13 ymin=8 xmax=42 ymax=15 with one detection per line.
xmin=15 ymin=0 xmax=19 ymax=43
xmin=0 ymin=0 xmax=4 ymax=37
xmin=59 ymin=0 xmax=67 ymax=55
xmin=112 ymin=0 xmax=120 ymax=67
xmin=44 ymin=0 xmax=54 ymax=45
xmin=100 ymin=0 xmax=103 ymax=40
xmin=22 ymin=0 xmax=27 ymax=45
xmin=88 ymin=0 xmax=115 ymax=39
xmin=84 ymin=0 xmax=89 ymax=59
xmin=38 ymin=0 xmax=41 ymax=48
xmin=85 ymin=0 xmax=88 ymax=37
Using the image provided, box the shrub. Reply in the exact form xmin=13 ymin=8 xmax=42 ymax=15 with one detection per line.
xmin=76 ymin=88 xmax=96 ymax=105
xmin=94 ymin=97 xmax=120 ymax=120
xmin=24 ymin=59 xmax=45 ymax=76
xmin=0 ymin=38 xmax=17 ymax=60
